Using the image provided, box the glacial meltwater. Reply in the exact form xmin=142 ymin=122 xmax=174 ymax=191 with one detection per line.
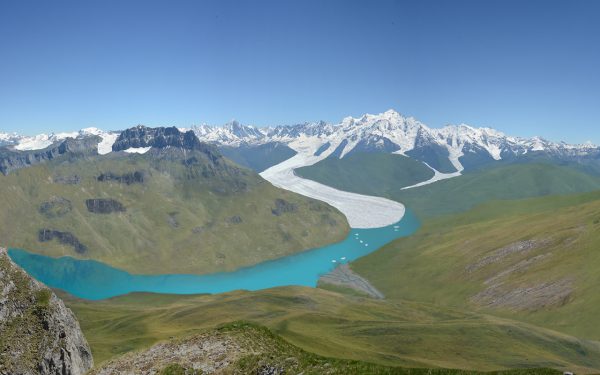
xmin=8 ymin=209 xmax=419 ymax=300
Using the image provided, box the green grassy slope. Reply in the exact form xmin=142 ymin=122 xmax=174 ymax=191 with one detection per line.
xmin=219 ymin=142 xmax=297 ymax=172
xmin=295 ymin=152 xmax=435 ymax=193
xmin=0 ymin=151 xmax=349 ymax=274
xmin=299 ymin=157 xmax=600 ymax=218
xmin=91 ymin=321 xmax=567 ymax=375
xmin=61 ymin=287 xmax=600 ymax=372
xmin=395 ymin=163 xmax=600 ymax=218
xmin=352 ymin=191 xmax=600 ymax=341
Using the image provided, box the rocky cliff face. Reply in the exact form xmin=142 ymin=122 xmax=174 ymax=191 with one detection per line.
xmin=0 ymin=247 xmax=93 ymax=374
xmin=0 ymin=137 xmax=99 ymax=175
xmin=112 ymin=125 xmax=220 ymax=157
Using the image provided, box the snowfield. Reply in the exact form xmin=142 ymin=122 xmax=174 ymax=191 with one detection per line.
xmin=123 ymin=146 xmax=152 ymax=154
xmin=261 ymin=146 xmax=405 ymax=229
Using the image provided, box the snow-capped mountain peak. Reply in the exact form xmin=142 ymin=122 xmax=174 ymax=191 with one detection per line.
xmin=1 ymin=110 xmax=597 ymax=175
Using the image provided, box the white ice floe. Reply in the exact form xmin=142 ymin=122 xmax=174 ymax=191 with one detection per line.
xmin=341 ymin=257 xmax=346 ymax=260
xmin=260 ymin=147 xmax=405 ymax=229
xmin=123 ymin=146 xmax=152 ymax=154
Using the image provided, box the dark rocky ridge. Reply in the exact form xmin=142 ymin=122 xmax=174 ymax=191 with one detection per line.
xmin=85 ymin=199 xmax=126 ymax=214
xmin=0 ymin=137 xmax=99 ymax=175
xmin=38 ymin=229 xmax=87 ymax=254
xmin=112 ymin=125 xmax=220 ymax=161
xmin=0 ymin=247 xmax=93 ymax=374
xmin=97 ymin=171 xmax=144 ymax=184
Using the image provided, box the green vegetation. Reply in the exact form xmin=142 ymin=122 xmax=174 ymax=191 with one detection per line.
xmin=296 ymin=152 xmax=435 ymax=194
xmin=219 ymin=142 xmax=297 ymax=172
xmin=61 ymin=286 xmax=600 ymax=372
xmin=160 ymin=363 xmax=202 ymax=375
xmin=396 ymin=163 xmax=600 ymax=217
xmin=353 ymin=190 xmax=600 ymax=342
xmin=92 ymin=320 xmax=569 ymax=374
xmin=0 ymin=151 xmax=349 ymax=274
xmin=299 ymin=157 xmax=600 ymax=218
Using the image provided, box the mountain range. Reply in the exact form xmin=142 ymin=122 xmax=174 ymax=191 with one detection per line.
xmin=2 ymin=110 xmax=598 ymax=178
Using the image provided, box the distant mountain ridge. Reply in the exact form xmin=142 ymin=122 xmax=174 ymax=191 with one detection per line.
xmin=1 ymin=110 xmax=598 ymax=174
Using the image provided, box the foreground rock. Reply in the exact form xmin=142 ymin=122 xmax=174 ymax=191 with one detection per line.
xmin=0 ymin=247 xmax=93 ymax=374
xmin=91 ymin=322 xmax=407 ymax=375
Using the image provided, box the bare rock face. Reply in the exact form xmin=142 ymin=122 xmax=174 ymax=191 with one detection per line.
xmin=85 ymin=198 xmax=126 ymax=214
xmin=0 ymin=247 xmax=93 ymax=375
xmin=112 ymin=125 xmax=220 ymax=158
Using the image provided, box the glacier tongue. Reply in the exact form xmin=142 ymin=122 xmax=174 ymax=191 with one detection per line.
xmin=260 ymin=149 xmax=406 ymax=229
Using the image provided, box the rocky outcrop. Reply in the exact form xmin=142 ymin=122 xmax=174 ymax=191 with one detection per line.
xmin=271 ymin=199 xmax=297 ymax=216
xmin=90 ymin=322 xmax=390 ymax=375
xmin=0 ymin=137 xmax=99 ymax=175
xmin=52 ymin=175 xmax=81 ymax=185
xmin=0 ymin=247 xmax=93 ymax=374
xmin=85 ymin=199 xmax=126 ymax=214
xmin=112 ymin=126 xmax=220 ymax=159
xmin=39 ymin=197 xmax=73 ymax=218
xmin=466 ymin=240 xmax=544 ymax=273
xmin=97 ymin=171 xmax=144 ymax=185
xmin=38 ymin=229 xmax=87 ymax=254
xmin=91 ymin=328 xmax=244 ymax=374
xmin=471 ymin=277 xmax=574 ymax=311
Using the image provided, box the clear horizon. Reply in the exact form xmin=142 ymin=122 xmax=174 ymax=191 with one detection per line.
xmin=1 ymin=0 xmax=599 ymax=144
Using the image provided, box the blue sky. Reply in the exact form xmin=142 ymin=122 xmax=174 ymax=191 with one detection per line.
xmin=0 ymin=0 xmax=598 ymax=143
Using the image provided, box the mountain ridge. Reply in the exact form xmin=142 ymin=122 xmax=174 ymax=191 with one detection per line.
xmin=2 ymin=110 xmax=597 ymax=177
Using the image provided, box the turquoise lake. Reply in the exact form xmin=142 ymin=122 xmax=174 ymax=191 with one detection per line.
xmin=8 ymin=209 xmax=419 ymax=300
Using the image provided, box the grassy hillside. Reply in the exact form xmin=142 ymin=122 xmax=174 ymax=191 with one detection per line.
xmin=299 ymin=157 xmax=600 ymax=218
xmin=352 ymin=191 xmax=600 ymax=341
xmin=61 ymin=287 xmax=600 ymax=372
xmin=90 ymin=321 xmax=568 ymax=375
xmin=396 ymin=163 xmax=600 ymax=218
xmin=219 ymin=142 xmax=297 ymax=172
xmin=295 ymin=152 xmax=435 ymax=193
xmin=0 ymin=151 xmax=349 ymax=275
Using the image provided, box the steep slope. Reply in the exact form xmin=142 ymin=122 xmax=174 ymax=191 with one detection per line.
xmin=63 ymin=287 xmax=600 ymax=372
xmin=352 ymin=191 xmax=600 ymax=340
xmin=0 ymin=126 xmax=349 ymax=275
xmin=295 ymin=152 xmax=435 ymax=193
xmin=0 ymin=247 xmax=93 ymax=374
